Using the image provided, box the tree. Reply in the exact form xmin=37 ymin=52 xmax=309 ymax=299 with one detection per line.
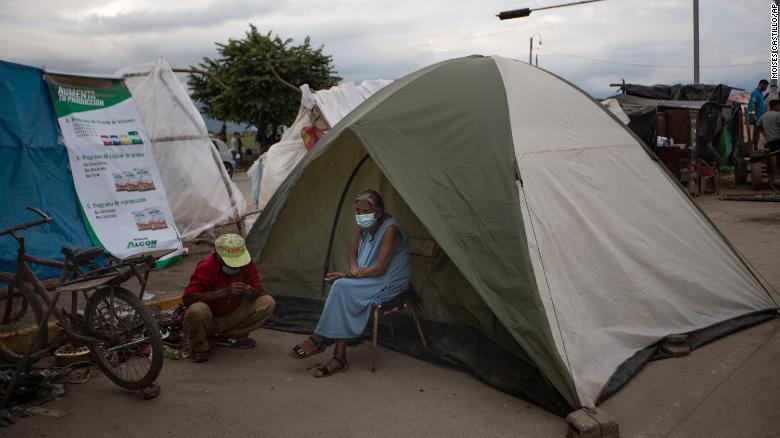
xmin=189 ymin=25 xmax=341 ymax=132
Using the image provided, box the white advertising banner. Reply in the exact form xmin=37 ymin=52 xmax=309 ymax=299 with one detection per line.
xmin=45 ymin=72 xmax=183 ymax=261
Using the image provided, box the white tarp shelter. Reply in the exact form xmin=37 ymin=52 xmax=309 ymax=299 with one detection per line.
xmin=117 ymin=58 xmax=247 ymax=240
xmin=601 ymin=98 xmax=631 ymax=125
xmin=250 ymin=79 xmax=391 ymax=210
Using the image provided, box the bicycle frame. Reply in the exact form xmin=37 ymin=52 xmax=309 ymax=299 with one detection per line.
xmin=13 ymin=235 xmax=95 ymax=345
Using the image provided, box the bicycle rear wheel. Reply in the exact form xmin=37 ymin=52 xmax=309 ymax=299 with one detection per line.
xmin=84 ymin=286 xmax=163 ymax=390
xmin=0 ymin=278 xmax=49 ymax=364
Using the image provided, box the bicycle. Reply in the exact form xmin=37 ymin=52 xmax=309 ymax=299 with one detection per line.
xmin=0 ymin=207 xmax=170 ymax=405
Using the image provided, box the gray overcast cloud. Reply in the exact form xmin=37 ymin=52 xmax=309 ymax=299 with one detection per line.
xmin=0 ymin=0 xmax=772 ymax=97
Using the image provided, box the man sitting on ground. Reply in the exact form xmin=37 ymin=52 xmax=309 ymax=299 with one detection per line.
xmin=182 ymin=234 xmax=275 ymax=363
xmin=700 ymin=141 xmax=721 ymax=168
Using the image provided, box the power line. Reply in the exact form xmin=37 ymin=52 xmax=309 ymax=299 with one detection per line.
xmin=542 ymin=48 xmax=765 ymax=69
xmin=571 ymin=49 xmax=765 ymax=58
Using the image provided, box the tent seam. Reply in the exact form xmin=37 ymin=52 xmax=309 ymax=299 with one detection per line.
xmin=516 ymin=143 xmax=637 ymax=157
xmin=492 ymin=55 xmax=579 ymax=406
xmin=518 ymin=179 xmax=576 ymax=383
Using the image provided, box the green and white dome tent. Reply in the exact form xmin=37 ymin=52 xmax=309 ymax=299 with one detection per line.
xmin=247 ymin=55 xmax=777 ymax=413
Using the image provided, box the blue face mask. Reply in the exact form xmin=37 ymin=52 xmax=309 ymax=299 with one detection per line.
xmin=221 ymin=265 xmax=240 ymax=276
xmin=355 ymin=213 xmax=376 ymax=229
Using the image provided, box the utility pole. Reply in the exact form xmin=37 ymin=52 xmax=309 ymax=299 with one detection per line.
xmin=693 ymin=0 xmax=700 ymax=84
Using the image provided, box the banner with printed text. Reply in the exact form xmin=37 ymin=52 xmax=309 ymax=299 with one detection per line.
xmin=45 ymin=73 xmax=183 ymax=260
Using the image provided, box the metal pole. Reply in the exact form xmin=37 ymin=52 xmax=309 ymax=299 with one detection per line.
xmin=529 ymin=33 xmax=541 ymax=66
xmin=693 ymin=0 xmax=700 ymax=84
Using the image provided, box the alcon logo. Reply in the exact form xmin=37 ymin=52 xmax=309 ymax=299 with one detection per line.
xmin=127 ymin=239 xmax=157 ymax=249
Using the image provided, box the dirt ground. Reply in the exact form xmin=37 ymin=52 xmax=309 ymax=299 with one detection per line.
xmin=10 ymin=173 xmax=780 ymax=438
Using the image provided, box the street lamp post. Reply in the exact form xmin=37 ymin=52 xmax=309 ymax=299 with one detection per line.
xmin=530 ymin=32 xmax=542 ymax=66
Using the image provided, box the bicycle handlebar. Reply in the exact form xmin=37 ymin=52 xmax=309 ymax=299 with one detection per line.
xmin=0 ymin=206 xmax=53 ymax=237
xmin=26 ymin=206 xmax=51 ymax=221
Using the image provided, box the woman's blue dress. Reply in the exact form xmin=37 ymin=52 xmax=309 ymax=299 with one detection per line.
xmin=315 ymin=217 xmax=411 ymax=339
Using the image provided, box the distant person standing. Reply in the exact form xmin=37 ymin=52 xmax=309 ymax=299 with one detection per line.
xmin=755 ymin=99 xmax=780 ymax=153
xmin=265 ymin=131 xmax=276 ymax=149
xmin=231 ymin=132 xmax=243 ymax=169
xmin=748 ymin=80 xmax=769 ymax=140
xmin=255 ymin=130 xmax=265 ymax=152
xmin=217 ymin=124 xmax=227 ymax=142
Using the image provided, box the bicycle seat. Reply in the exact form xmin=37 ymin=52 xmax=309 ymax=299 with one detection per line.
xmin=61 ymin=245 xmax=105 ymax=265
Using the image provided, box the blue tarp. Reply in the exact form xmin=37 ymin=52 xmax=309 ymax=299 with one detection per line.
xmin=0 ymin=60 xmax=92 ymax=279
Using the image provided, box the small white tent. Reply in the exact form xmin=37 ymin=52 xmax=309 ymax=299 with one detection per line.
xmin=251 ymin=79 xmax=391 ymax=210
xmin=117 ymin=58 xmax=247 ymax=240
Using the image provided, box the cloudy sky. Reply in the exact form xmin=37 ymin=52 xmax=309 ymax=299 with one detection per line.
xmin=1 ymin=0 xmax=772 ymax=97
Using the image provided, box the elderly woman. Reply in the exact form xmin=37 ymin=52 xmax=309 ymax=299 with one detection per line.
xmin=289 ymin=189 xmax=411 ymax=377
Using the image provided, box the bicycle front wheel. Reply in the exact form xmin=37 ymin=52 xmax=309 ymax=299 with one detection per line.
xmin=84 ymin=286 xmax=163 ymax=390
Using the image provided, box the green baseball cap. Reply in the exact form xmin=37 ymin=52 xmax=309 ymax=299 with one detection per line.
xmin=215 ymin=234 xmax=251 ymax=268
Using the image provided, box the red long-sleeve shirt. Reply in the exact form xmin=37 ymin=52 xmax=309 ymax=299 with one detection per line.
xmin=182 ymin=253 xmax=263 ymax=317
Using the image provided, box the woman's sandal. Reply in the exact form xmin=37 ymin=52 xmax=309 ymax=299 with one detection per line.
xmin=314 ymin=356 xmax=349 ymax=378
xmin=289 ymin=336 xmax=327 ymax=359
